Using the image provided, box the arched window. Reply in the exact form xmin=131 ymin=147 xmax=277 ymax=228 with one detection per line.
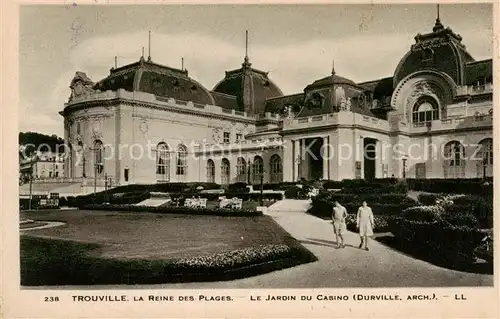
xmin=221 ymin=158 xmax=230 ymax=185
xmin=236 ymin=157 xmax=247 ymax=183
xmin=477 ymin=138 xmax=493 ymax=177
xmin=269 ymin=154 xmax=283 ymax=183
xmin=94 ymin=140 xmax=104 ymax=175
xmin=443 ymin=141 xmax=465 ymax=178
xmin=412 ymin=96 xmax=439 ymax=123
xmin=176 ymin=144 xmax=188 ymax=180
xmin=206 ymin=159 xmax=215 ymax=183
xmin=156 ymin=143 xmax=170 ymax=181
xmin=252 ymin=156 xmax=264 ymax=184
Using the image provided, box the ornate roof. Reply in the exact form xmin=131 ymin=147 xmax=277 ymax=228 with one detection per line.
xmin=265 ymin=93 xmax=304 ymax=115
xmin=93 ymin=57 xmax=215 ymax=106
xmin=393 ymin=17 xmax=475 ymax=87
xmin=465 ymin=59 xmax=493 ymax=85
xmin=358 ymin=76 xmax=394 ymax=104
xmin=212 ymin=56 xmax=284 ymax=114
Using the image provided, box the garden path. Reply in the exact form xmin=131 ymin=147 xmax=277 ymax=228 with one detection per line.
xmin=59 ymin=199 xmax=492 ymax=289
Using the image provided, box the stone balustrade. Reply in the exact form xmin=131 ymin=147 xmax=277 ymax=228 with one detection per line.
xmin=65 ymin=89 xmax=282 ymax=122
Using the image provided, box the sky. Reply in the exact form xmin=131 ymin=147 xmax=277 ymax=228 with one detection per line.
xmin=19 ymin=3 xmax=493 ymax=137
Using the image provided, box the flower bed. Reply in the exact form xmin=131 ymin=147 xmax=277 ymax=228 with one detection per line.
xmin=20 ymin=235 xmax=317 ymax=285
xmin=81 ymin=204 xmax=264 ymax=217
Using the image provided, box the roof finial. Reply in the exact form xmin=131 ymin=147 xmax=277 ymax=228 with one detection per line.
xmin=242 ymin=30 xmax=251 ymax=68
xmin=114 ymin=56 xmax=117 ymax=68
xmin=181 ymin=57 xmax=184 ymax=71
xmin=147 ymin=30 xmax=152 ymax=62
xmin=142 ymin=47 xmax=144 ymax=58
xmin=433 ymin=4 xmax=444 ymax=32
xmin=331 ymin=59 xmax=336 ymax=75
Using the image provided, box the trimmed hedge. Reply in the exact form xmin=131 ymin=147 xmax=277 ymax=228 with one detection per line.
xmin=68 ymin=191 xmax=283 ymax=208
xmin=168 ymin=192 xmax=283 ymax=202
xmin=415 ymin=193 xmax=493 ymax=229
xmin=345 ymin=214 xmax=394 ymax=233
xmin=310 ymin=199 xmax=417 ymax=218
xmin=407 ymin=178 xmax=493 ymax=196
xmin=391 ymin=219 xmax=484 ymax=266
xmin=283 ymin=186 xmax=311 ymax=199
xmin=316 ymin=192 xmax=417 ymax=206
xmin=81 ymin=204 xmax=263 ymax=217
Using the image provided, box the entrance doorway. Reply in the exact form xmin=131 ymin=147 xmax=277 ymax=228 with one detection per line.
xmin=304 ymin=137 xmax=324 ymax=181
xmin=363 ymin=138 xmax=377 ymax=180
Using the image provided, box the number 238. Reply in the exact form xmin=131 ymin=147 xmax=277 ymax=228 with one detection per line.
xmin=44 ymin=296 xmax=59 ymax=302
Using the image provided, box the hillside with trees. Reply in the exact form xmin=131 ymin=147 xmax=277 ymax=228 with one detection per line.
xmin=19 ymin=132 xmax=65 ymax=158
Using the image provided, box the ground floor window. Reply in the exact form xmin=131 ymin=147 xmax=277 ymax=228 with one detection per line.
xmin=206 ymin=159 xmax=215 ymax=183
xmin=269 ymin=154 xmax=283 ymax=183
xmin=252 ymin=156 xmax=264 ymax=184
xmin=236 ymin=157 xmax=246 ymax=183
xmin=443 ymin=141 xmax=465 ymax=178
xmin=221 ymin=158 xmax=230 ymax=185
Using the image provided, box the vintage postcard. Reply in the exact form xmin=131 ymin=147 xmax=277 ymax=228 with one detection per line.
xmin=1 ymin=0 xmax=498 ymax=318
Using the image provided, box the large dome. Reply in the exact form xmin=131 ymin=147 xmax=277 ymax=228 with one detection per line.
xmin=94 ymin=57 xmax=215 ymax=106
xmin=393 ymin=18 xmax=475 ymax=88
xmin=212 ymin=56 xmax=283 ymax=114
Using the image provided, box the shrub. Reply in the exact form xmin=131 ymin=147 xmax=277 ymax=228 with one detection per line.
xmin=82 ymin=204 xmax=263 ymax=217
xmin=309 ymin=199 xmax=416 ymax=219
xmin=402 ymin=205 xmax=444 ymax=222
xmin=391 ymin=219 xmax=484 ymax=266
xmin=345 ymin=214 xmax=394 ymax=232
xmin=282 ymin=185 xmax=311 ymax=199
xmin=407 ymin=178 xmax=493 ymax=196
xmin=227 ymin=182 xmax=249 ymax=193
xmin=417 ymin=193 xmax=441 ymax=206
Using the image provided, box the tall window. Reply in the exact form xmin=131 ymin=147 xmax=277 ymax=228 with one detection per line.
xmin=269 ymin=154 xmax=283 ymax=183
xmin=206 ymin=159 xmax=215 ymax=183
xmin=223 ymin=132 xmax=230 ymax=144
xmin=94 ymin=140 xmax=104 ymax=175
xmin=236 ymin=157 xmax=247 ymax=182
xmin=236 ymin=133 xmax=243 ymax=142
xmin=156 ymin=143 xmax=170 ymax=181
xmin=176 ymin=144 xmax=188 ymax=180
xmin=477 ymin=138 xmax=493 ymax=177
xmin=221 ymin=158 xmax=230 ymax=185
xmin=443 ymin=141 xmax=465 ymax=178
xmin=412 ymin=97 xmax=439 ymax=123
xmin=252 ymin=156 xmax=264 ymax=184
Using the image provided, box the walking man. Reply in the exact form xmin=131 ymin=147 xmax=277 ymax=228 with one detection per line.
xmin=356 ymin=201 xmax=375 ymax=251
xmin=332 ymin=201 xmax=347 ymax=248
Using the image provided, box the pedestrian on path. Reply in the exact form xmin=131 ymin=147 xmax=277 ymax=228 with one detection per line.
xmin=356 ymin=201 xmax=375 ymax=251
xmin=332 ymin=201 xmax=347 ymax=249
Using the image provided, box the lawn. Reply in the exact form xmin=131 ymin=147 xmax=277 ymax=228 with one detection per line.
xmin=20 ymin=209 xmax=316 ymax=285
xmin=20 ymin=210 xmax=289 ymax=259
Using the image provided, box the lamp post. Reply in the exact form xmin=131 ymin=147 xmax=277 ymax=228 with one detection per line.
xmin=483 ymin=158 xmax=487 ymax=180
xmin=28 ymin=159 xmax=34 ymax=211
xmin=402 ymin=157 xmax=407 ymax=179
xmin=260 ymin=169 xmax=264 ymax=206
xmin=247 ymin=160 xmax=252 ymax=184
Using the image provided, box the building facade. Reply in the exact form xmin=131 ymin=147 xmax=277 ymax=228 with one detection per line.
xmin=60 ymin=17 xmax=493 ymax=188
xmin=19 ymin=151 xmax=65 ymax=181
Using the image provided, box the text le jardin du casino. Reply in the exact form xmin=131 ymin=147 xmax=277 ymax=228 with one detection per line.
xmin=43 ymin=293 xmax=468 ymax=303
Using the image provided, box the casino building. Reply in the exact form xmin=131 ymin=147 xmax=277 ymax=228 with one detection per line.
xmin=60 ymin=14 xmax=493 ymax=189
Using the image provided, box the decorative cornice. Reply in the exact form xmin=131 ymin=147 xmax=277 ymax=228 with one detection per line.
xmin=63 ymin=98 xmax=258 ymax=125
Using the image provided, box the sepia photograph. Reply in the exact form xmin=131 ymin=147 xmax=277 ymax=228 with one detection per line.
xmin=11 ymin=0 xmax=496 ymax=300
